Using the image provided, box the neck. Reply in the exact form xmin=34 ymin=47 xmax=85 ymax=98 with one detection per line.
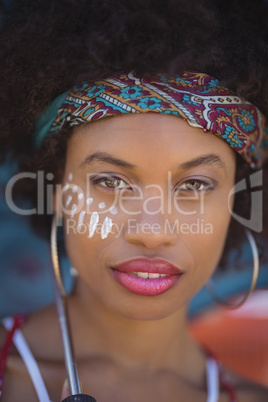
xmin=68 ymin=278 xmax=205 ymax=377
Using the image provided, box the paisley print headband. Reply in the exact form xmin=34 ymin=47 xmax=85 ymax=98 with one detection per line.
xmin=34 ymin=72 xmax=268 ymax=168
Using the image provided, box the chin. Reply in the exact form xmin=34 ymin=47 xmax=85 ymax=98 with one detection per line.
xmin=105 ymin=295 xmax=186 ymax=322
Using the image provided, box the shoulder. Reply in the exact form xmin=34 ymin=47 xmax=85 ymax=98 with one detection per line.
xmin=237 ymin=383 xmax=268 ymax=401
xmin=0 ymin=308 xmax=63 ymax=360
xmin=225 ymin=367 xmax=268 ymax=401
xmin=0 ymin=310 xmax=65 ymax=402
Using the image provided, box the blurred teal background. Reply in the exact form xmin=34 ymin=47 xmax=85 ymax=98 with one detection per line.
xmin=0 ymin=159 xmax=73 ymax=318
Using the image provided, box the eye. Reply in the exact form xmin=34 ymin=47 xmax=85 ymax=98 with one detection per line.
xmin=91 ymin=175 xmax=131 ymax=190
xmin=177 ymin=178 xmax=214 ymax=193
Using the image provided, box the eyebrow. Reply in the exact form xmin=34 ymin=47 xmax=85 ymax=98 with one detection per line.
xmin=80 ymin=151 xmax=225 ymax=171
xmin=80 ymin=151 xmax=137 ymax=169
xmin=179 ymin=154 xmax=225 ymax=170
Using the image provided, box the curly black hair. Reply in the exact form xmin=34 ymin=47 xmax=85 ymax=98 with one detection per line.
xmin=1 ymin=0 xmax=268 ymax=268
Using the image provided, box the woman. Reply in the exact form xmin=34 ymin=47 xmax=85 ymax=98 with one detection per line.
xmin=0 ymin=1 xmax=268 ymax=401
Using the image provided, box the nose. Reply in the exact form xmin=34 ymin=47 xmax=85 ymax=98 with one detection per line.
xmin=124 ymin=210 xmax=177 ymax=249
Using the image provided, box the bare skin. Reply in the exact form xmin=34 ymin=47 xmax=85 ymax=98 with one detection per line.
xmin=1 ymin=115 xmax=267 ymax=401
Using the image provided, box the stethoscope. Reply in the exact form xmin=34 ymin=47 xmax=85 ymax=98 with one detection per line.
xmin=50 ymin=216 xmax=97 ymax=402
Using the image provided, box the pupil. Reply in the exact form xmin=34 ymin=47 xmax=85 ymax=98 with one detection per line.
xmin=187 ymin=180 xmax=200 ymax=190
xmin=106 ymin=178 xmax=120 ymax=188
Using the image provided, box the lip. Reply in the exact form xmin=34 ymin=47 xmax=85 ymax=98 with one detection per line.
xmin=113 ymin=258 xmax=182 ymax=275
xmin=111 ymin=258 xmax=183 ymax=296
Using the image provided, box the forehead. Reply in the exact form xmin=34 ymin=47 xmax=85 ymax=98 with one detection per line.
xmin=66 ymin=113 xmax=236 ymax=168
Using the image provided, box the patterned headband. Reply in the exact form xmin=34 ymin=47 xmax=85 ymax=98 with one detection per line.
xmin=34 ymin=72 xmax=268 ymax=168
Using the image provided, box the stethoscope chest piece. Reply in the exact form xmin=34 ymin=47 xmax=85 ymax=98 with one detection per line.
xmin=62 ymin=394 xmax=97 ymax=401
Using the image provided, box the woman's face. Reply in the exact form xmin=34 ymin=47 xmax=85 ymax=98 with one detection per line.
xmin=59 ymin=114 xmax=236 ymax=320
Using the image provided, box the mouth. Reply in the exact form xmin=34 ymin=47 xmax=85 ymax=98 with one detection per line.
xmin=110 ymin=258 xmax=183 ymax=296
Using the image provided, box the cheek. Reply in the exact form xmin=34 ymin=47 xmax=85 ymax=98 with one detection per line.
xmin=59 ymin=176 xmax=129 ymax=270
xmin=180 ymin=192 xmax=232 ymax=285
xmin=63 ymin=200 xmax=125 ymax=274
xmin=63 ymin=214 xmax=106 ymax=283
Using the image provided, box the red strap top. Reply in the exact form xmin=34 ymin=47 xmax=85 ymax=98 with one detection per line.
xmin=0 ymin=315 xmax=25 ymax=397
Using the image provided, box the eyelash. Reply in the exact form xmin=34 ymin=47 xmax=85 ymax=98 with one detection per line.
xmin=90 ymin=174 xmax=215 ymax=194
xmin=176 ymin=179 xmax=215 ymax=194
xmin=90 ymin=175 xmax=132 ymax=191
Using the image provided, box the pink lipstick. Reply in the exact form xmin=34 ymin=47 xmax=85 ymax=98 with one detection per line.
xmin=111 ymin=258 xmax=183 ymax=296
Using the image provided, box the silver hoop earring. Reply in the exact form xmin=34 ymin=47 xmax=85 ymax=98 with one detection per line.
xmin=50 ymin=215 xmax=82 ymax=396
xmin=50 ymin=215 xmax=97 ymax=401
xmin=206 ymin=229 xmax=259 ymax=310
xmin=50 ymin=214 xmax=66 ymax=297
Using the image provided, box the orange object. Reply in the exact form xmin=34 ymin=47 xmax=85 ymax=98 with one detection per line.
xmin=189 ymin=291 xmax=268 ymax=386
